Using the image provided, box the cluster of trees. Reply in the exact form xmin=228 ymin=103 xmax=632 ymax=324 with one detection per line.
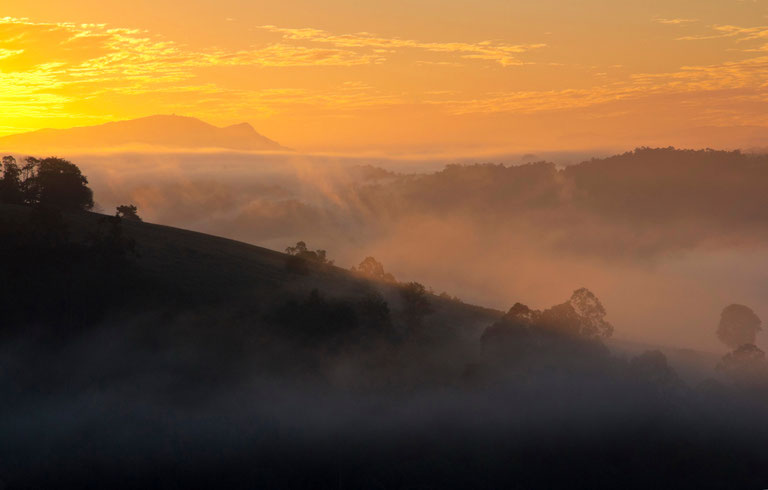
xmin=483 ymin=288 xmax=613 ymax=343
xmin=284 ymin=241 xmax=333 ymax=274
xmin=352 ymin=256 xmax=396 ymax=283
xmin=283 ymin=246 xmax=436 ymax=338
xmin=349 ymin=258 xmax=436 ymax=333
xmin=0 ymin=156 xmax=94 ymax=211
xmin=480 ymin=288 xmax=613 ymax=364
xmin=116 ymin=204 xmax=142 ymax=221
xmin=285 ymin=241 xmax=332 ymax=264
xmin=399 ymin=281 xmax=434 ymax=332
xmin=1 ymin=155 xmax=142 ymax=221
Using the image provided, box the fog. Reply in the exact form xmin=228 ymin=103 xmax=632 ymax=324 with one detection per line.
xmin=35 ymin=148 xmax=764 ymax=354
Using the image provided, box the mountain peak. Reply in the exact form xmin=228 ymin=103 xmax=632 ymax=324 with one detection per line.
xmin=0 ymin=115 xmax=289 ymax=152
xmin=225 ymin=122 xmax=255 ymax=131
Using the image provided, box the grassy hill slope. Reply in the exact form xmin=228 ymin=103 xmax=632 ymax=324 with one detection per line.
xmin=1 ymin=203 xmax=501 ymax=345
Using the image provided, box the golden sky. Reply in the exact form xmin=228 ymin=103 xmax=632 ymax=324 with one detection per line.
xmin=3 ymin=0 xmax=768 ymax=154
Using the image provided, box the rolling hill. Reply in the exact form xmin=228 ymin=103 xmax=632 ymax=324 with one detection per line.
xmin=0 ymin=115 xmax=289 ymax=152
xmin=0 ymin=203 xmax=499 ymax=340
xmin=0 ymin=202 xmax=755 ymax=489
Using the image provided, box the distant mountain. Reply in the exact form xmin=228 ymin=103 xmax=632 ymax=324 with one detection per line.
xmin=0 ymin=115 xmax=289 ymax=152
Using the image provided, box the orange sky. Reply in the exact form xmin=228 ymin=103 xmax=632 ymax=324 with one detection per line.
xmin=3 ymin=0 xmax=768 ymax=154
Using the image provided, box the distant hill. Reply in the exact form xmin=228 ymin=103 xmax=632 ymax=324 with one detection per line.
xmin=0 ymin=115 xmax=289 ymax=152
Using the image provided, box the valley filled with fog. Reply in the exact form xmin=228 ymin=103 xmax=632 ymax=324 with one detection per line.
xmin=63 ymin=148 xmax=768 ymax=353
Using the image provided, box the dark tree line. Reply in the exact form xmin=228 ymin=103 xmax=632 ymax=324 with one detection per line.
xmin=0 ymin=156 xmax=94 ymax=210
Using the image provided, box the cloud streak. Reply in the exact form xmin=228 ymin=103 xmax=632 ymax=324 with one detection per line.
xmin=259 ymin=25 xmax=547 ymax=66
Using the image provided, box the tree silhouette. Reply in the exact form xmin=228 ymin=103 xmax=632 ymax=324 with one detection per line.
xmin=717 ymin=304 xmax=762 ymax=350
xmin=400 ymin=282 xmax=433 ymax=331
xmin=481 ymin=288 xmax=613 ymax=363
xmin=116 ymin=204 xmax=142 ymax=221
xmin=531 ymin=288 xmax=613 ymax=340
xmin=480 ymin=302 xmax=540 ymax=357
xmin=568 ymin=288 xmax=614 ymax=339
xmin=22 ymin=157 xmax=94 ymax=211
xmin=0 ymin=156 xmax=24 ymax=205
xmin=352 ymin=256 xmax=395 ymax=282
xmin=285 ymin=241 xmax=332 ymax=264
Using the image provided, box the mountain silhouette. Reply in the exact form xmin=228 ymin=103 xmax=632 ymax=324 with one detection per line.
xmin=0 ymin=115 xmax=289 ymax=152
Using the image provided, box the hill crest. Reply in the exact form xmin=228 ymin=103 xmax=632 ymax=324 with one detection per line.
xmin=0 ymin=115 xmax=289 ymax=152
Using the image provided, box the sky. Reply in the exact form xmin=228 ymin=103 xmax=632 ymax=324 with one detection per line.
xmin=3 ymin=0 xmax=768 ymax=154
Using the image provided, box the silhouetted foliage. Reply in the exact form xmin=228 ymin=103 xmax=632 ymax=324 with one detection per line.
xmin=285 ymin=241 xmax=330 ymax=263
xmin=399 ymin=282 xmax=433 ymax=332
xmin=116 ymin=204 xmax=142 ymax=221
xmin=480 ymin=302 xmax=541 ymax=359
xmin=352 ymin=256 xmax=395 ymax=282
xmin=20 ymin=157 xmax=94 ymax=211
xmin=438 ymin=291 xmax=462 ymax=302
xmin=481 ymin=289 xmax=612 ymax=365
xmin=717 ymin=304 xmax=762 ymax=349
xmin=561 ymin=288 xmax=614 ymax=339
xmin=0 ymin=156 xmax=24 ymax=205
xmin=284 ymin=241 xmax=333 ymax=274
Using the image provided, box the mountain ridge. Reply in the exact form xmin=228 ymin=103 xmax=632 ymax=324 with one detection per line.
xmin=0 ymin=115 xmax=290 ymax=152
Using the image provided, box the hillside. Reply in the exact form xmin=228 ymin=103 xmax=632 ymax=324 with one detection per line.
xmin=2 ymin=203 xmax=765 ymax=489
xmin=0 ymin=203 xmax=720 ymax=379
xmin=0 ymin=203 xmax=500 ymax=342
xmin=0 ymin=115 xmax=289 ymax=152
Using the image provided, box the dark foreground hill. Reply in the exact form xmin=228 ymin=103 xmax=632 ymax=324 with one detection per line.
xmin=2 ymin=204 xmax=768 ymax=489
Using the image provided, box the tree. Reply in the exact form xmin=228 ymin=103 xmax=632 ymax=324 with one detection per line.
xmin=285 ymin=241 xmax=332 ymax=264
xmin=116 ymin=204 xmax=142 ymax=221
xmin=717 ymin=304 xmax=762 ymax=350
xmin=352 ymin=256 xmax=395 ymax=282
xmin=22 ymin=157 xmax=94 ymax=211
xmin=0 ymin=156 xmax=24 ymax=205
xmin=481 ymin=302 xmax=540 ymax=356
xmin=400 ymin=282 xmax=433 ymax=331
xmin=481 ymin=288 xmax=613 ymax=363
xmin=532 ymin=288 xmax=613 ymax=340
xmin=568 ymin=288 xmax=614 ymax=339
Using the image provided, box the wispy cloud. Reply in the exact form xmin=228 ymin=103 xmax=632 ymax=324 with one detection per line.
xmin=427 ymin=55 xmax=768 ymax=116
xmin=259 ymin=25 xmax=547 ymax=66
xmin=0 ymin=16 xmax=550 ymax=133
xmin=0 ymin=17 xmax=394 ymax=124
xmin=655 ymin=18 xmax=699 ymax=25
xmin=675 ymin=23 xmax=768 ymax=44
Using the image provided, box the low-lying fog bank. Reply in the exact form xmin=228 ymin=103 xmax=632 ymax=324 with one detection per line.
xmin=28 ymin=147 xmax=768 ymax=353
